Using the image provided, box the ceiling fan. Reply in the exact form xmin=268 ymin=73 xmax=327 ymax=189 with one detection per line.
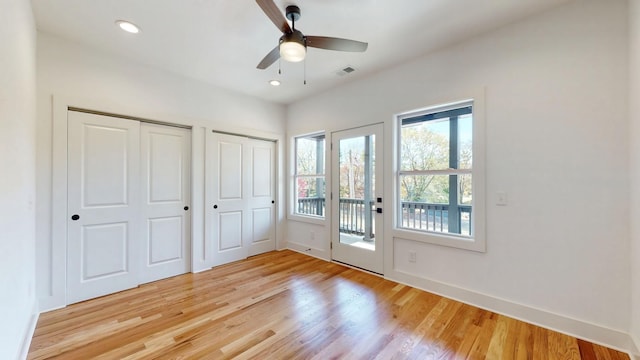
xmin=255 ymin=0 xmax=368 ymax=70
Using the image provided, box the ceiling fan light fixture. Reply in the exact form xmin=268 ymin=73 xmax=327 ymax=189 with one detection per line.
xmin=279 ymin=31 xmax=306 ymax=62
xmin=280 ymin=41 xmax=306 ymax=62
xmin=269 ymin=79 xmax=281 ymax=86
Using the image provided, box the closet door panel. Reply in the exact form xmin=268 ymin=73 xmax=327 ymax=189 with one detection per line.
xmin=140 ymin=123 xmax=191 ymax=284
xmin=67 ymin=111 xmax=141 ymax=304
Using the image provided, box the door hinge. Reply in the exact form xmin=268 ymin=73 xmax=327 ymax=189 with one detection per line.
xmin=330 ymin=242 xmax=333 ymax=249
xmin=331 ymin=143 xmax=333 ymax=151
xmin=330 ymin=192 xmax=333 ymax=200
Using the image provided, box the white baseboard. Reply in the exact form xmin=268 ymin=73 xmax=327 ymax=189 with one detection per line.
xmin=286 ymin=241 xmax=329 ymax=261
xmin=631 ymin=333 xmax=640 ymax=359
xmin=19 ymin=301 xmax=39 ymax=360
xmin=388 ymin=268 xmax=638 ymax=356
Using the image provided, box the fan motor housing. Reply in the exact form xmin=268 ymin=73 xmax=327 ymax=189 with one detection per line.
xmin=285 ymin=5 xmax=301 ymax=22
xmin=280 ymin=29 xmax=306 ymax=47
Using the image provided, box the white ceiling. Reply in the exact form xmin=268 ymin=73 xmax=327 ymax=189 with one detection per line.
xmin=32 ymin=0 xmax=570 ymax=105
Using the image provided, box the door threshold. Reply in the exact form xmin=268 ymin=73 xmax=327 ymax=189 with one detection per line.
xmin=331 ymin=260 xmax=384 ymax=277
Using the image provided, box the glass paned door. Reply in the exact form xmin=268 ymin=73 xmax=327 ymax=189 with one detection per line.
xmin=331 ymin=124 xmax=384 ymax=274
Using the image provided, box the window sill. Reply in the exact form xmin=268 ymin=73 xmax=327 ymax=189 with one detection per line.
xmin=393 ymin=227 xmax=486 ymax=253
xmin=288 ymin=213 xmax=326 ymax=226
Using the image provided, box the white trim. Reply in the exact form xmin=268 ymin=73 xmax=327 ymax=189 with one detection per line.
xmin=287 ymin=241 xmax=330 ymax=261
xmin=288 ymin=214 xmax=326 ymax=226
xmin=398 ymin=169 xmax=472 ymax=176
xmin=632 ymin=333 xmax=640 ymax=359
xmin=191 ymin=126 xmax=208 ymax=273
xmin=18 ymin=301 xmax=39 ymax=360
xmin=387 ymin=267 xmax=639 ymax=356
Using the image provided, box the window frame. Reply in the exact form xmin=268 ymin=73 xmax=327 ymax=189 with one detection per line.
xmin=393 ymin=98 xmax=486 ymax=252
xmin=290 ymin=132 xmax=327 ymax=224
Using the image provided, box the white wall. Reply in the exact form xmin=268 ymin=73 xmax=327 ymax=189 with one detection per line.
xmin=0 ymin=0 xmax=38 ymax=358
xmin=36 ymin=33 xmax=286 ymax=311
xmin=288 ymin=0 xmax=633 ymax=351
xmin=629 ymin=0 xmax=640 ymax=354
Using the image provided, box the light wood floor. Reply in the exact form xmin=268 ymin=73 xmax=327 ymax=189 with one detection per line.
xmin=28 ymin=250 xmax=629 ymax=359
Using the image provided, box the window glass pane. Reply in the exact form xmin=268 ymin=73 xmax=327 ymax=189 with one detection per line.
xmin=400 ymin=119 xmax=450 ymax=171
xmin=458 ymin=114 xmax=473 ymax=170
xmin=296 ymin=135 xmax=325 ymax=175
xmin=338 ymin=134 xmax=376 ymax=251
xmin=459 ymin=174 xmax=472 ymax=205
xmin=399 ymin=174 xmax=472 ymax=237
xmin=295 ymin=177 xmax=325 ymax=217
xmin=399 ymin=174 xmax=449 ymax=204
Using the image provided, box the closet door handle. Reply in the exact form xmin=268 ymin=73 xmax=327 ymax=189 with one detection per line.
xmin=213 ymin=205 xmax=218 ymax=209
xmin=71 ymin=214 xmax=80 ymax=221
xmin=184 ymin=206 xmax=189 ymax=211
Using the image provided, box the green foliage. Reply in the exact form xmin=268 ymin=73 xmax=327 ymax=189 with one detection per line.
xmin=400 ymin=122 xmax=472 ymax=205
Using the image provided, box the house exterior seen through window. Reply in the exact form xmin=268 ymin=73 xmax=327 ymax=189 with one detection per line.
xmin=398 ymin=102 xmax=474 ymax=237
xmin=294 ymin=133 xmax=326 ymax=217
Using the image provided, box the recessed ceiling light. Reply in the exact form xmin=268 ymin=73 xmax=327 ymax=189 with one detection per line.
xmin=116 ymin=20 xmax=140 ymax=34
xmin=269 ymin=80 xmax=281 ymax=86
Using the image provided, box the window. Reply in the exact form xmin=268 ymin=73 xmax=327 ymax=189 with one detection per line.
xmin=294 ymin=133 xmax=326 ymax=218
xmin=396 ymin=99 xmax=484 ymax=251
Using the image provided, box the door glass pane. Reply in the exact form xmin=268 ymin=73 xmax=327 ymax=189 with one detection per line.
xmin=338 ymin=134 xmax=375 ymax=251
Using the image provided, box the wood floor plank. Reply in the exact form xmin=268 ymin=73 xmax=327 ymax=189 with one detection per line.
xmin=28 ymin=250 xmax=630 ymax=359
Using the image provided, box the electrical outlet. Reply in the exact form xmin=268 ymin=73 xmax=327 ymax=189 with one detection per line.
xmin=496 ymin=191 xmax=508 ymax=206
xmin=409 ymin=251 xmax=417 ymax=263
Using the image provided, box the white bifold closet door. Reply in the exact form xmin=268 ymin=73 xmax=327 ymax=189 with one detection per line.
xmin=139 ymin=123 xmax=191 ymax=284
xmin=206 ymin=132 xmax=276 ymax=267
xmin=67 ymin=112 xmax=141 ymax=304
xmin=67 ymin=111 xmax=191 ymax=304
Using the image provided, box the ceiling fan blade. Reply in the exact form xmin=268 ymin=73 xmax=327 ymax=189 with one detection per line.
xmin=257 ymin=46 xmax=280 ymax=69
xmin=306 ymin=36 xmax=368 ymax=52
xmin=255 ymin=0 xmax=291 ymax=34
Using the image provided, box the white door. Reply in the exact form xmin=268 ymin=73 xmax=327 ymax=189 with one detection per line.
xmin=67 ymin=111 xmax=141 ymax=304
xmin=207 ymin=132 xmax=248 ymax=266
xmin=247 ymin=138 xmax=276 ymax=256
xmin=331 ymin=124 xmax=384 ymax=274
xmin=205 ymin=132 xmax=276 ymax=267
xmin=139 ymin=123 xmax=191 ymax=284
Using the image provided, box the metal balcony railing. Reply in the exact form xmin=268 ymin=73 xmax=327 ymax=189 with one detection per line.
xmin=400 ymin=201 xmax=472 ymax=236
xmin=297 ymin=197 xmax=472 ymax=237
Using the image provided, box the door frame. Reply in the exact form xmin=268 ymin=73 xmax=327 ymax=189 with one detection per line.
xmin=330 ymin=123 xmax=385 ymax=274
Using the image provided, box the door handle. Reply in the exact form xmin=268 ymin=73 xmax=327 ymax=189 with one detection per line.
xmin=184 ymin=206 xmax=189 ymax=211
xmin=213 ymin=205 xmax=218 ymax=209
xmin=376 ymin=208 xmax=383 ymax=214
xmin=71 ymin=214 xmax=80 ymax=221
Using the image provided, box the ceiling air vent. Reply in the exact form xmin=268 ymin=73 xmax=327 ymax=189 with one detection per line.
xmin=336 ymin=66 xmax=356 ymax=77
